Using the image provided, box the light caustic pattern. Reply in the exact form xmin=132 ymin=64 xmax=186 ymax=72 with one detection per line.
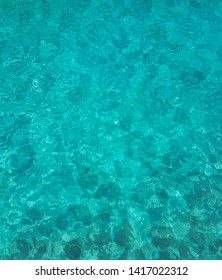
xmin=0 ymin=0 xmax=222 ymax=259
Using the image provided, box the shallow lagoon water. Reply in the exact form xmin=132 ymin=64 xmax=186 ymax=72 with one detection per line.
xmin=0 ymin=0 xmax=222 ymax=259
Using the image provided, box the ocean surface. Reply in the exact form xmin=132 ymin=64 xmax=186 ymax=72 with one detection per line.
xmin=0 ymin=0 xmax=222 ymax=260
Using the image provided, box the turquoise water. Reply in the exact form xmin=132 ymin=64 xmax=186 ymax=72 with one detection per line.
xmin=0 ymin=0 xmax=222 ymax=260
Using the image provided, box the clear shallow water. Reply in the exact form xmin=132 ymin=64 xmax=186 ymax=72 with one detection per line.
xmin=0 ymin=0 xmax=222 ymax=260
